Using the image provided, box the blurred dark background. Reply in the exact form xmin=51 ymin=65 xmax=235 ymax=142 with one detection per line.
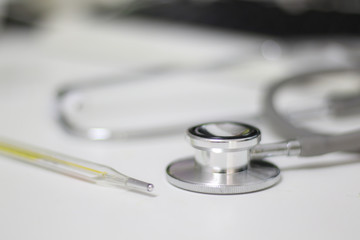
xmin=2 ymin=0 xmax=360 ymax=36
xmin=130 ymin=0 xmax=360 ymax=36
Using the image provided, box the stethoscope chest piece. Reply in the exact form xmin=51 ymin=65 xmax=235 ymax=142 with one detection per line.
xmin=166 ymin=122 xmax=281 ymax=194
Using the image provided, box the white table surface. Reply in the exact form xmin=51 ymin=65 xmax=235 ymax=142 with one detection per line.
xmin=0 ymin=17 xmax=359 ymax=240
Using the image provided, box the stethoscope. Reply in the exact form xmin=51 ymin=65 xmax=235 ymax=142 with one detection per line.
xmin=166 ymin=67 xmax=360 ymax=194
xmin=56 ymin=67 xmax=360 ymax=194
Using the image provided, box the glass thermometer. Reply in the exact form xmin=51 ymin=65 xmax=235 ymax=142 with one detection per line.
xmin=0 ymin=138 xmax=154 ymax=193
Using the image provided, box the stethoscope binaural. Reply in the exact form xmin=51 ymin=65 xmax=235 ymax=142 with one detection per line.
xmin=166 ymin=68 xmax=360 ymax=194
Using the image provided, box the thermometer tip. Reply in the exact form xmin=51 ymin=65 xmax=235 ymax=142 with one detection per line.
xmin=127 ymin=177 xmax=154 ymax=193
xmin=147 ymin=184 xmax=154 ymax=192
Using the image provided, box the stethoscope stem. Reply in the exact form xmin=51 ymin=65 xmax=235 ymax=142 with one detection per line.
xmin=250 ymin=140 xmax=301 ymax=159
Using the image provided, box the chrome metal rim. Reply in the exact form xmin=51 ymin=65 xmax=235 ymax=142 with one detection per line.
xmin=166 ymin=158 xmax=280 ymax=194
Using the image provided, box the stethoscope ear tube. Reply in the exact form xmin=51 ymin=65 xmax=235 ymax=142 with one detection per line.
xmin=264 ymin=67 xmax=360 ymax=157
xmin=298 ymin=131 xmax=360 ymax=156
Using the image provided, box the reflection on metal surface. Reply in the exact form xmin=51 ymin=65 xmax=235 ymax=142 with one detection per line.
xmin=167 ymin=158 xmax=280 ymax=194
xmin=167 ymin=122 xmax=283 ymax=194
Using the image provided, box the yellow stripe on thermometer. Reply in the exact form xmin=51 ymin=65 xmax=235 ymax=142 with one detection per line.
xmin=0 ymin=139 xmax=154 ymax=193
